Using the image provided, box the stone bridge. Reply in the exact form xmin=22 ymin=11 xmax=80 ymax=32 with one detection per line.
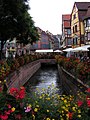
xmin=39 ymin=59 xmax=56 ymax=64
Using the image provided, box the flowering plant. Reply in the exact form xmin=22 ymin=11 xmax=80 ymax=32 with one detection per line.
xmin=0 ymin=83 xmax=25 ymax=120
xmin=23 ymin=85 xmax=90 ymax=120
xmin=76 ymin=62 xmax=90 ymax=82
xmin=55 ymin=55 xmax=90 ymax=83
xmin=0 ymin=83 xmax=90 ymax=120
xmin=0 ymin=61 xmax=10 ymax=81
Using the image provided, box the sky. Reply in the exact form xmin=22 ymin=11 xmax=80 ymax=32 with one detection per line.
xmin=29 ymin=0 xmax=89 ymax=35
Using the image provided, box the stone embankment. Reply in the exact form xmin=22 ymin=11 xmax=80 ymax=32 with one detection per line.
xmin=7 ymin=59 xmax=56 ymax=90
xmin=7 ymin=60 xmax=41 ymax=90
xmin=58 ymin=64 xmax=89 ymax=96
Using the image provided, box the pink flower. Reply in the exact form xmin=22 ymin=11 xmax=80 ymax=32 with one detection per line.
xmin=7 ymin=104 xmax=11 ymax=109
xmin=25 ymin=106 xmax=32 ymax=112
xmin=4 ymin=110 xmax=11 ymax=115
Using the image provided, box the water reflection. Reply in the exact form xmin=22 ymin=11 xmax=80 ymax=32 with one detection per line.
xmin=24 ymin=64 xmax=63 ymax=95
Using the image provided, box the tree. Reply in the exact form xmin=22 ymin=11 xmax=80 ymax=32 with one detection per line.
xmin=0 ymin=0 xmax=39 ymax=59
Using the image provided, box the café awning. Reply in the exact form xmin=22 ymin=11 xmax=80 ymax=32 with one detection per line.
xmin=63 ymin=45 xmax=90 ymax=52
xmin=63 ymin=48 xmax=74 ymax=52
xmin=54 ymin=50 xmax=62 ymax=52
xmin=35 ymin=49 xmax=53 ymax=53
xmin=73 ymin=45 xmax=90 ymax=52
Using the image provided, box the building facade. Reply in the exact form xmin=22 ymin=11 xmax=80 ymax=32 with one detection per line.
xmin=83 ymin=6 xmax=90 ymax=45
xmin=71 ymin=2 xmax=90 ymax=48
xmin=53 ymin=34 xmax=61 ymax=50
xmin=61 ymin=14 xmax=72 ymax=49
xmin=30 ymin=27 xmax=54 ymax=50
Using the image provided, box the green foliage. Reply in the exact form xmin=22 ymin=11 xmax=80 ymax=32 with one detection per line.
xmin=0 ymin=0 xmax=39 ymax=59
xmin=23 ymin=55 xmax=30 ymax=64
xmin=0 ymin=60 xmax=10 ymax=81
xmin=17 ymin=56 xmax=25 ymax=66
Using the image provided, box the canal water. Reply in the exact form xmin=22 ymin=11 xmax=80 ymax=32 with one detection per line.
xmin=24 ymin=64 xmax=63 ymax=95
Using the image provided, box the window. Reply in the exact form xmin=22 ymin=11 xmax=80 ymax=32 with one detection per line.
xmin=85 ymin=36 xmax=87 ymax=40
xmin=67 ymin=39 xmax=72 ymax=45
xmin=41 ymin=39 xmax=46 ymax=42
xmin=42 ymin=44 xmax=49 ymax=48
xmin=76 ymin=38 xmax=78 ymax=45
xmin=0 ymin=41 xmax=1 ymax=50
xmin=73 ymin=14 xmax=76 ymax=20
xmin=89 ymin=19 xmax=90 ymax=24
xmin=73 ymin=38 xmax=74 ymax=45
xmin=73 ymin=38 xmax=77 ymax=45
xmin=86 ymin=19 xmax=90 ymax=27
xmin=75 ymin=25 xmax=77 ymax=32
xmin=32 ymin=44 xmax=38 ymax=49
xmin=73 ymin=27 xmax=74 ymax=33
xmin=80 ymin=36 xmax=84 ymax=44
xmin=84 ymin=20 xmax=86 ymax=27
xmin=87 ymin=33 xmax=90 ymax=40
xmin=67 ymin=29 xmax=71 ymax=35
xmin=12 ymin=47 xmax=15 ymax=49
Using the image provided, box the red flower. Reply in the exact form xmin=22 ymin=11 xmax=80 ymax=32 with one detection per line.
xmin=0 ymin=114 xmax=8 ymax=120
xmin=87 ymin=100 xmax=90 ymax=107
xmin=86 ymin=88 xmax=90 ymax=93
xmin=68 ymin=112 xmax=73 ymax=120
xmin=77 ymin=100 xmax=83 ymax=107
xmin=20 ymin=86 xmax=25 ymax=91
xmin=9 ymin=87 xmax=18 ymax=95
xmin=0 ymin=87 xmax=2 ymax=92
xmin=19 ymin=89 xmax=25 ymax=99
xmin=9 ymin=87 xmax=25 ymax=100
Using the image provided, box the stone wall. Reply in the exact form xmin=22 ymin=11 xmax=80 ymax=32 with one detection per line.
xmin=58 ymin=64 xmax=89 ymax=96
xmin=7 ymin=60 xmax=41 ymax=90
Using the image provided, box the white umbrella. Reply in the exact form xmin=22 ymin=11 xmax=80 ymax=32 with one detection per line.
xmin=35 ymin=49 xmax=53 ymax=53
xmin=73 ymin=45 xmax=90 ymax=52
xmin=63 ymin=48 xmax=74 ymax=52
xmin=82 ymin=45 xmax=90 ymax=51
xmin=54 ymin=50 xmax=62 ymax=52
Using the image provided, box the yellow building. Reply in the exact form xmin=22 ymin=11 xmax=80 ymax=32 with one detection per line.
xmin=71 ymin=2 xmax=90 ymax=48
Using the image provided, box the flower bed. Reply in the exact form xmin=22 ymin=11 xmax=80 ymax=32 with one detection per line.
xmin=0 ymin=54 xmax=56 ymax=83
xmin=0 ymin=83 xmax=90 ymax=120
xmin=55 ymin=55 xmax=90 ymax=85
xmin=0 ymin=54 xmax=41 ymax=83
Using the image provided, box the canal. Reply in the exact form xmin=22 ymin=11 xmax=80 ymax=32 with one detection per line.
xmin=24 ymin=64 xmax=63 ymax=95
